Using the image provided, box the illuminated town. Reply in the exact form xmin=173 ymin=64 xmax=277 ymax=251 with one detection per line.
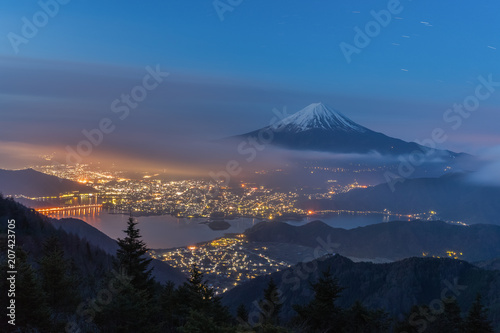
xmin=30 ymin=163 xmax=459 ymax=224
xmin=422 ymin=250 xmax=465 ymax=260
xmin=151 ymin=234 xmax=330 ymax=293
xmin=11 ymin=163 xmax=466 ymax=295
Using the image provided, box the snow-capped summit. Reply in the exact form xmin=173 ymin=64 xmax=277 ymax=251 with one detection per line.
xmin=271 ymin=103 xmax=367 ymax=133
xmin=229 ymin=102 xmax=459 ymax=158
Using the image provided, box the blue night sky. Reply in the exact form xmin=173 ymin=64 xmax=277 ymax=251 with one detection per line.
xmin=0 ymin=0 xmax=499 ymax=170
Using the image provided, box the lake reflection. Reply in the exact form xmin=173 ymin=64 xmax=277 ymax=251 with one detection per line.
xmin=47 ymin=210 xmax=259 ymax=249
xmin=291 ymin=213 xmax=411 ymax=229
xmin=45 ymin=210 xmax=409 ymax=249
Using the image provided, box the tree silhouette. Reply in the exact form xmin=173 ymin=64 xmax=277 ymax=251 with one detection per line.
xmin=96 ymin=216 xmax=159 ymax=332
xmin=39 ymin=236 xmax=79 ymax=312
xmin=15 ymin=247 xmax=52 ymax=331
xmin=236 ymin=303 xmax=249 ymax=323
xmin=343 ymin=300 xmax=390 ymax=333
xmin=259 ymin=278 xmax=282 ymax=326
xmin=176 ymin=264 xmax=233 ymax=332
xmin=463 ymin=294 xmax=494 ymax=333
xmin=430 ymin=299 xmax=463 ymax=333
xmin=293 ymin=269 xmax=344 ymax=332
xmin=115 ymin=216 xmax=154 ymax=291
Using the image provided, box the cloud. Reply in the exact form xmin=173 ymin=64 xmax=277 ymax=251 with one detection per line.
xmin=0 ymin=141 xmax=61 ymax=169
xmin=2 ymin=56 xmax=499 ymax=175
xmin=0 ymin=56 xmax=397 ymax=173
xmin=466 ymin=146 xmax=500 ymax=186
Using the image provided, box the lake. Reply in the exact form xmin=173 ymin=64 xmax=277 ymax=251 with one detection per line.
xmin=291 ymin=213 xmax=410 ymax=229
xmin=45 ymin=208 xmax=408 ymax=248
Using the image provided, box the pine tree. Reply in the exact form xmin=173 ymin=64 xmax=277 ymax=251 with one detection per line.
xmin=463 ymin=294 xmax=494 ymax=333
xmin=236 ymin=304 xmax=249 ymax=323
xmin=16 ymin=248 xmax=52 ymax=331
xmin=181 ymin=309 xmax=235 ymax=333
xmin=96 ymin=216 xmax=159 ymax=332
xmin=96 ymin=279 xmax=155 ymax=332
xmin=0 ymin=265 xmax=8 ymax=332
xmin=115 ymin=216 xmax=154 ymax=291
xmin=394 ymin=305 xmax=421 ymax=333
xmin=343 ymin=301 xmax=390 ymax=333
xmin=186 ymin=264 xmax=213 ymax=302
xmin=293 ymin=269 xmax=344 ymax=332
xmin=159 ymin=281 xmax=183 ymax=331
xmin=429 ymin=299 xmax=462 ymax=333
xmin=39 ymin=236 xmax=80 ymax=312
xmin=176 ymin=265 xmax=233 ymax=331
xmin=38 ymin=236 xmax=80 ymax=331
xmin=259 ymin=278 xmax=282 ymax=326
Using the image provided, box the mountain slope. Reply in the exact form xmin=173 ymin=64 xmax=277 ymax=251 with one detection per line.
xmin=234 ymin=103 xmax=459 ymax=157
xmin=50 ymin=218 xmax=119 ymax=255
xmin=222 ymin=255 xmax=500 ymax=327
xmin=244 ymin=220 xmax=500 ymax=262
xmin=50 ymin=217 xmax=186 ymax=285
xmin=0 ymin=195 xmax=113 ymax=287
xmin=0 ymin=195 xmax=186 ymax=286
xmin=0 ymin=168 xmax=96 ymax=197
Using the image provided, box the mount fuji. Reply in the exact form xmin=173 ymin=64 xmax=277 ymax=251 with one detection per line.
xmin=234 ymin=103 xmax=459 ymax=157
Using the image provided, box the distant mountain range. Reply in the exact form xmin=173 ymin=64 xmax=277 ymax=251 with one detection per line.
xmin=233 ymin=103 xmax=460 ymax=157
xmin=302 ymin=173 xmax=500 ymax=225
xmin=0 ymin=168 xmax=96 ymax=197
xmin=475 ymin=258 xmax=500 ymax=271
xmin=244 ymin=220 xmax=500 ymax=262
xmin=222 ymin=254 xmax=500 ymax=326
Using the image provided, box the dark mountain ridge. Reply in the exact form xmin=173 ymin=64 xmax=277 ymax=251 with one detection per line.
xmin=0 ymin=168 xmax=96 ymax=197
xmin=245 ymin=219 xmax=500 ymax=262
xmin=222 ymin=254 xmax=500 ymax=327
